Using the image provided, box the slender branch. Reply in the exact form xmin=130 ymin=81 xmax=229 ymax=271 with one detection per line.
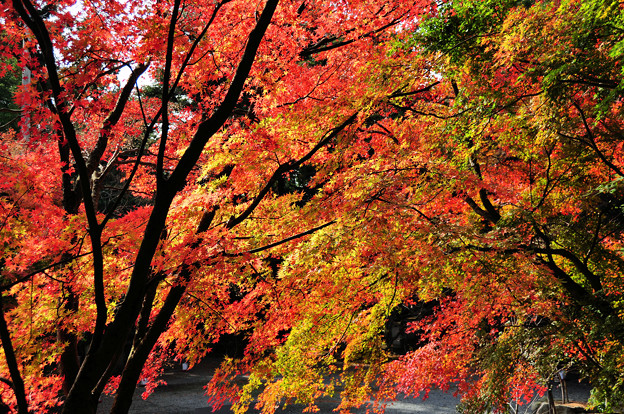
xmin=299 ymin=14 xmax=404 ymax=58
xmin=573 ymin=101 xmax=624 ymax=178
xmin=87 ymin=62 xmax=149 ymax=176
xmin=0 ymin=247 xmax=99 ymax=292
xmin=157 ymin=0 xmax=182 ymax=185
xmin=389 ymin=81 xmax=441 ymax=98
xmin=532 ymin=146 xmax=554 ymax=212
xmin=167 ymin=1 xmax=231 ymax=106
xmin=324 ymin=308 xmax=358 ymax=358
xmin=248 ymin=221 xmax=335 ymax=254
xmin=167 ymin=0 xmax=279 ymax=193
xmin=226 ymin=113 xmax=357 ymax=229
xmin=185 ymin=290 xmax=235 ymax=331
xmin=531 ymin=247 xmax=603 ymax=293
xmin=0 ymin=108 xmax=21 ymax=114
xmin=388 ymin=102 xmax=471 ymax=120
xmin=154 ymin=0 xmax=229 ymax=186
xmin=559 ymin=77 xmax=618 ymax=89
xmin=100 ymin=104 xmax=161 ymax=229
xmin=68 ymin=62 xmax=129 ymax=115
xmin=538 ymin=255 xmax=603 ymax=311
xmin=531 ymin=225 xmax=609 ymax=315
xmin=0 ymin=185 xmax=32 ymax=232
xmin=585 ymin=213 xmax=602 ymax=266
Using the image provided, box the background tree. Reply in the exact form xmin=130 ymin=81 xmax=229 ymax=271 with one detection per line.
xmin=0 ymin=56 xmax=20 ymax=132
xmin=0 ymin=0 xmax=426 ymax=413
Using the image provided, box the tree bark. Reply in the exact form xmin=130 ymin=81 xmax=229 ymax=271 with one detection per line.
xmin=0 ymin=294 xmax=29 ymax=414
xmin=58 ymin=291 xmax=80 ymax=397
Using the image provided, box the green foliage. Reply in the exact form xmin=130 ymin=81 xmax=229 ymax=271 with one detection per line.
xmin=415 ymin=0 xmax=521 ymax=62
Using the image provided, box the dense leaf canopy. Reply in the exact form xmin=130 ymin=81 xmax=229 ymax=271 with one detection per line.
xmin=0 ymin=0 xmax=624 ymax=413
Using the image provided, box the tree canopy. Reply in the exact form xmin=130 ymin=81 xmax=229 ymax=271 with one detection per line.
xmin=0 ymin=0 xmax=624 ymax=413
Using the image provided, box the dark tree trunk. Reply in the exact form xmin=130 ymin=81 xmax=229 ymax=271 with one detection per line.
xmin=59 ymin=291 xmax=80 ymax=396
xmin=0 ymin=294 xmax=29 ymax=414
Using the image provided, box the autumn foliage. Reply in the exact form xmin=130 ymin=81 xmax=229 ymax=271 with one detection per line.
xmin=0 ymin=0 xmax=624 ymax=413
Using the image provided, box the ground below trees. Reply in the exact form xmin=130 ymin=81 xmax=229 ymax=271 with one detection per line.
xmin=97 ymin=358 xmax=592 ymax=414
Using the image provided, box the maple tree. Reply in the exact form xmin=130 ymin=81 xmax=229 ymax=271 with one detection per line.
xmin=1 ymin=0 xmax=624 ymax=413
xmin=204 ymin=1 xmax=624 ymax=413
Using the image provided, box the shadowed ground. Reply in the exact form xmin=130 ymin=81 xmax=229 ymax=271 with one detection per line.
xmin=97 ymin=359 xmax=591 ymax=414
